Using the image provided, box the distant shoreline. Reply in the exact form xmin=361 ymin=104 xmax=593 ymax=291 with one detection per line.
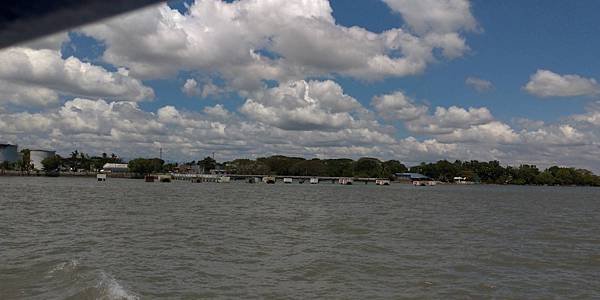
xmin=1 ymin=172 xmax=597 ymax=188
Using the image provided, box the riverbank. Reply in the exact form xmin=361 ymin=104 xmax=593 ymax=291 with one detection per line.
xmin=0 ymin=170 xmax=133 ymax=178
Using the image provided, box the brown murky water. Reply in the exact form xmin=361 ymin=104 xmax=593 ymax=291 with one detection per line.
xmin=1 ymin=177 xmax=599 ymax=299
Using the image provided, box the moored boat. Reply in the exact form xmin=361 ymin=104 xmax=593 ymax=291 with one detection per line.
xmin=338 ymin=177 xmax=353 ymax=185
xmin=375 ymin=179 xmax=390 ymax=185
xmin=263 ymin=176 xmax=276 ymax=184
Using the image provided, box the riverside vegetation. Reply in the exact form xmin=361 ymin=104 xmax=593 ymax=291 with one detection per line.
xmin=2 ymin=151 xmax=599 ymax=186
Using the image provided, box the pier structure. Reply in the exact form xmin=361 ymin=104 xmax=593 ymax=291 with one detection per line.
xmin=171 ymin=173 xmax=387 ymax=184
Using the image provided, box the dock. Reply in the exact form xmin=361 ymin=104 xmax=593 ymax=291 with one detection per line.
xmin=170 ymin=173 xmax=389 ymax=184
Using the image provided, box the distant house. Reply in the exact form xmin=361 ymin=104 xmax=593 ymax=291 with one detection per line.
xmin=101 ymin=163 xmax=129 ymax=173
xmin=453 ymin=176 xmax=467 ymax=183
xmin=210 ymin=166 xmax=227 ymax=175
xmin=176 ymin=164 xmax=201 ymax=174
xmin=395 ymin=173 xmax=432 ymax=181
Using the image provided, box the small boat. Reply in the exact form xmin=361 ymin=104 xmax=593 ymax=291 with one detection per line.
xmin=283 ymin=177 xmax=293 ymax=184
xmin=263 ymin=176 xmax=276 ymax=184
xmin=338 ymin=177 xmax=353 ymax=185
xmin=309 ymin=177 xmax=319 ymax=184
xmin=375 ymin=179 xmax=390 ymax=186
xmin=97 ymin=174 xmax=107 ymax=182
xmin=413 ymin=180 xmax=436 ymax=186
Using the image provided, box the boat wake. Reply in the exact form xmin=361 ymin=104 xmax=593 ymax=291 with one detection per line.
xmin=94 ymin=271 xmax=140 ymax=300
xmin=46 ymin=259 xmax=80 ymax=278
xmin=43 ymin=260 xmax=139 ymax=300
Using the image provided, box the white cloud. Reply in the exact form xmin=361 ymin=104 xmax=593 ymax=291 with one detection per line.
xmin=182 ymin=78 xmax=226 ymax=98
xmin=203 ymin=104 xmax=230 ymax=118
xmin=524 ymin=69 xmax=600 ymax=98
xmin=2 ymin=95 xmax=600 ymax=172
xmin=182 ymin=79 xmax=201 ymax=97
xmin=20 ymin=32 xmax=70 ymax=51
xmin=0 ymin=47 xmax=154 ymax=107
xmin=240 ymin=80 xmax=362 ymax=131
xmin=0 ymin=97 xmax=397 ymax=161
xmin=465 ymin=76 xmax=494 ymax=92
xmin=382 ymin=0 xmax=478 ymax=34
xmin=78 ymin=0 xmax=475 ymax=91
xmin=371 ymin=91 xmax=427 ymax=121
xmin=436 ymin=121 xmax=519 ymax=144
xmin=520 ymin=124 xmax=586 ymax=146
xmin=373 ymin=90 xmax=495 ymax=135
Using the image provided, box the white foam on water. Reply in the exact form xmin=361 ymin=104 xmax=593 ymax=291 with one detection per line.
xmin=96 ymin=271 xmax=140 ymax=300
xmin=46 ymin=259 xmax=80 ymax=277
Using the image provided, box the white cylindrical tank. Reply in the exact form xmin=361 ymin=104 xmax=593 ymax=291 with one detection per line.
xmin=0 ymin=144 xmax=18 ymax=163
xmin=29 ymin=150 xmax=56 ymax=170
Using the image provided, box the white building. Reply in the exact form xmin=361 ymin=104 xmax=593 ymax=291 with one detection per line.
xmin=101 ymin=163 xmax=129 ymax=173
xmin=29 ymin=150 xmax=56 ymax=170
xmin=0 ymin=144 xmax=18 ymax=163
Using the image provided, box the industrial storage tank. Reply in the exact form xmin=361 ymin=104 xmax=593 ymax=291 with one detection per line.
xmin=29 ymin=150 xmax=56 ymax=170
xmin=0 ymin=144 xmax=19 ymax=163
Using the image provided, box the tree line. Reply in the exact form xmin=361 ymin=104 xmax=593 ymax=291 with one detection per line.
xmin=222 ymin=156 xmax=600 ymax=186
xmin=0 ymin=149 xmax=124 ymax=173
xmin=4 ymin=151 xmax=599 ymax=186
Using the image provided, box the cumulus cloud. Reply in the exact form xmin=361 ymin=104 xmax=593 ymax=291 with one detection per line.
xmin=524 ymin=69 xmax=600 ymax=98
xmin=1 ymin=95 xmax=600 ymax=172
xmin=382 ymin=0 xmax=478 ymax=34
xmin=371 ymin=91 xmax=427 ymax=121
xmin=2 ymin=0 xmax=600 ymax=172
xmin=240 ymin=80 xmax=362 ymax=131
xmin=182 ymin=79 xmax=201 ymax=97
xmin=0 ymin=47 xmax=154 ymax=107
xmin=182 ymin=78 xmax=225 ymax=98
xmin=373 ymin=91 xmax=495 ymax=135
xmin=0 ymin=97 xmax=398 ymax=161
xmin=465 ymin=76 xmax=494 ymax=92
xmin=78 ymin=0 xmax=475 ymax=91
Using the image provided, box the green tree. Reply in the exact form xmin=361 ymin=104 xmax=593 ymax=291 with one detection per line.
xmin=354 ymin=157 xmax=382 ymax=178
xmin=324 ymin=158 xmax=354 ymax=177
xmin=128 ymin=158 xmax=164 ymax=175
xmin=289 ymin=159 xmax=328 ymax=176
xmin=198 ymin=156 xmax=217 ymax=173
xmin=535 ymin=170 xmax=555 ymax=185
xmin=18 ymin=149 xmax=31 ymax=174
xmin=41 ymin=155 xmax=62 ymax=173
xmin=381 ymin=160 xmax=407 ymax=178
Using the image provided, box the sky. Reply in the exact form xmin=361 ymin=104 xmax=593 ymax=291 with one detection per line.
xmin=1 ymin=0 xmax=600 ymax=171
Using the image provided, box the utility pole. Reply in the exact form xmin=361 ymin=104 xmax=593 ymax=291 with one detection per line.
xmin=160 ymin=147 xmax=163 ymax=160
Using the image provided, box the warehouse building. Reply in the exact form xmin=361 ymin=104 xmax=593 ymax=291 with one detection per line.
xmin=29 ymin=149 xmax=56 ymax=170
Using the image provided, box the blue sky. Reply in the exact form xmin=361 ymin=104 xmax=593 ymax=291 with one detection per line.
xmin=1 ymin=0 xmax=600 ymax=171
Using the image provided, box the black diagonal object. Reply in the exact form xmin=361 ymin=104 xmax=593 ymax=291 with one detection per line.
xmin=0 ymin=0 xmax=164 ymax=49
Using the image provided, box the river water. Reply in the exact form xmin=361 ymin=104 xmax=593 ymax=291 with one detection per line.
xmin=1 ymin=177 xmax=599 ymax=299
